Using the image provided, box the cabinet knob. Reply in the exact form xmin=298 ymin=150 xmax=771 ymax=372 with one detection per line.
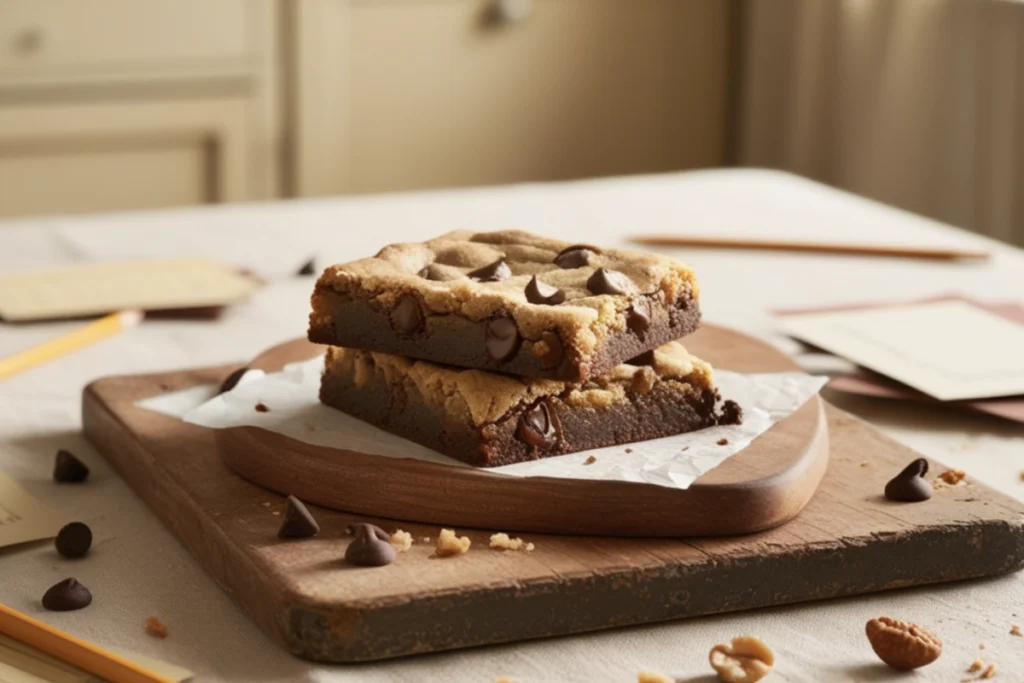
xmin=491 ymin=0 xmax=532 ymax=24
xmin=14 ymin=27 xmax=45 ymax=54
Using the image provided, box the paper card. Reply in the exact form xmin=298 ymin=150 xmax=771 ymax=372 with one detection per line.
xmin=0 ymin=472 xmax=67 ymax=550
xmin=0 ymin=258 xmax=258 ymax=322
xmin=779 ymin=299 xmax=1024 ymax=401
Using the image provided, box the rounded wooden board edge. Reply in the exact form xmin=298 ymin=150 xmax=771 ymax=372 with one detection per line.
xmin=219 ymin=326 xmax=829 ymax=537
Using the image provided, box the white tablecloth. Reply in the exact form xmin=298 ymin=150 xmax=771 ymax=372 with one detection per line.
xmin=1 ymin=169 xmax=1022 ymax=682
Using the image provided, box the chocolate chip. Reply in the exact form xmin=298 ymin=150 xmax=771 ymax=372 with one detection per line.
xmin=42 ymin=578 xmax=92 ymax=612
xmin=55 ymin=522 xmax=92 ymax=559
xmin=627 ymin=301 xmax=651 ymax=338
xmin=485 ymin=317 xmax=521 ymax=362
xmin=53 ymin=450 xmax=89 ymax=484
xmin=586 ymin=268 xmax=635 ymax=296
xmin=885 ymin=458 xmax=933 ymax=502
xmin=255 ymin=403 xmax=269 ymax=413
xmin=468 ymin=259 xmax=512 ymax=283
xmin=554 ymin=244 xmax=600 ymax=269
xmin=296 ymin=259 xmax=316 ymax=276
xmin=534 ymin=331 xmax=564 ymax=370
xmin=278 ymin=495 xmax=320 ymax=538
xmin=719 ymin=400 xmax=743 ymax=425
xmin=345 ymin=523 xmax=396 ymax=567
xmin=524 ymin=276 xmax=566 ymax=306
xmin=516 ymin=401 xmax=558 ymax=449
xmin=627 ymin=350 xmax=656 ymax=366
xmin=391 ymin=295 xmax=424 ymax=335
xmin=219 ymin=367 xmax=248 ymax=394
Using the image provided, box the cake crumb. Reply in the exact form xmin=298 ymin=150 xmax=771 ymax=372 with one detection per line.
xmin=716 ymin=438 xmax=729 ymax=446
xmin=968 ymin=658 xmax=985 ymax=672
xmin=495 ymin=678 xmax=515 ymax=683
xmin=938 ymin=469 xmax=967 ymax=486
xmin=860 ymin=461 xmax=870 ymax=468
xmin=584 ymin=455 xmax=597 ymax=465
xmin=637 ymin=672 xmax=673 ymax=683
xmin=421 ymin=536 xmax=431 ymax=543
xmin=435 ymin=528 xmax=471 ymax=557
xmin=680 ymin=446 xmax=689 ymax=452
xmin=255 ymin=402 xmax=270 ymax=413
xmin=625 ymin=448 xmax=633 ymax=454
xmin=490 ymin=533 xmax=534 ymax=552
xmin=390 ymin=530 xmax=413 ymax=552
xmin=145 ymin=616 xmax=168 ymax=639
xmin=979 ymin=643 xmax=985 ymax=650
xmin=982 ymin=663 xmax=996 ymax=679
xmin=1012 ymin=624 xmax=1022 ymax=636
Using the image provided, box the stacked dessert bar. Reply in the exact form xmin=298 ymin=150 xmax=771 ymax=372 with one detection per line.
xmin=308 ymin=230 xmax=740 ymax=467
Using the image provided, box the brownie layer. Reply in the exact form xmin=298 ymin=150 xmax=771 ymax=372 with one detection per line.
xmin=308 ymin=230 xmax=702 ymax=382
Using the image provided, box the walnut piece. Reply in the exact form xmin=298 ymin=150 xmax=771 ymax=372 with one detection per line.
xmin=489 ymin=533 xmax=535 ymax=551
xmin=982 ymin=663 xmax=996 ymax=679
xmin=435 ymin=528 xmax=471 ymax=557
xmin=937 ymin=469 xmax=967 ymax=486
xmin=390 ymin=529 xmax=413 ymax=552
xmin=709 ymin=636 xmax=774 ymax=683
xmin=144 ymin=616 xmax=168 ymax=639
xmin=866 ymin=617 xmax=942 ymax=670
xmin=637 ymin=672 xmax=673 ymax=683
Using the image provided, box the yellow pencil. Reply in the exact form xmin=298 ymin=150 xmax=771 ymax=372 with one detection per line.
xmin=0 ymin=603 xmax=175 ymax=683
xmin=0 ymin=310 xmax=142 ymax=382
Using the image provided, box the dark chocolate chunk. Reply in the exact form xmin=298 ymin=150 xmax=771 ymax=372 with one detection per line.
xmin=345 ymin=523 xmax=396 ymax=567
xmin=55 ymin=522 xmax=92 ymax=559
xmin=516 ymin=401 xmax=558 ymax=449
xmin=719 ymin=400 xmax=743 ymax=426
xmin=626 ymin=301 xmax=651 ymax=338
xmin=391 ymin=295 xmax=424 ymax=335
xmin=278 ymin=495 xmax=320 ymax=538
xmin=485 ymin=317 xmax=521 ymax=362
xmin=296 ymin=259 xmax=316 ymax=276
xmin=885 ymin=458 xmax=933 ymax=502
xmin=468 ymin=259 xmax=512 ymax=283
xmin=535 ymin=331 xmax=564 ymax=370
xmin=42 ymin=578 xmax=92 ymax=612
xmin=219 ymin=367 xmax=248 ymax=394
xmin=525 ymin=276 xmax=566 ymax=306
xmin=255 ymin=403 xmax=270 ymax=413
xmin=586 ymin=268 xmax=635 ymax=296
xmin=554 ymin=244 xmax=600 ymax=269
xmin=53 ymin=450 xmax=89 ymax=484
xmin=627 ymin=350 xmax=656 ymax=366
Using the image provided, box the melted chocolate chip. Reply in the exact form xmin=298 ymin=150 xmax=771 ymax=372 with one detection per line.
xmin=55 ymin=522 xmax=92 ymax=559
xmin=719 ymin=400 xmax=743 ymax=425
xmin=884 ymin=458 xmax=933 ymax=502
xmin=42 ymin=578 xmax=92 ymax=612
xmin=219 ymin=366 xmax=248 ymax=394
xmin=516 ymin=401 xmax=558 ymax=449
xmin=586 ymin=268 xmax=635 ymax=296
xmin=485 ymin=317 xmax=521 ymax=362
xmin=626 ymin=301 xmax=651 ymax=338
xmin=278 ymin=495 xmax=320 ymax=538
xmin=524 ymin=276 xmax=566 ymax=305
xmin=345 ymin=523 xmax=396 ymax=567
xmin=554 ymin=244 xmax=600 ymax=269
xmin=468 ymin=259 xmax=512 ymax=283
xmin=627 ymin=350 xmax=656 ymax=366
xmin=391 ymin=295 xmax=424 ymax=335
xmin=53 ymin=450 xmax=89 ymax=484
xmin=534 ymin=331 xmax=564 ymax=370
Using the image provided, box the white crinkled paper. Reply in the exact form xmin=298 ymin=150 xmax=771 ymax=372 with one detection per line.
xmin=136 ymin=356 xmax=826 ymax=490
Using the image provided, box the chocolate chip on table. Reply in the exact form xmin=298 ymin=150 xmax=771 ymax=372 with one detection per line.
xmin=255 ymin=403 xmax=270 ymax=413
xmin=345 ymin=523 xmax=396 ymax=567
xmin=277 ymin=495 xmax=320 ymax=539
xmin=626 ymin=302 xmax=651 ymax=337
xmin=468 ymin=259 xmax=512 ymax=283
xmin=296 ymin=259 xmax=316 ymax=276
xmin=42 ymin=578 xmax=92 ymax=612
xmin=524 ymin=276 xmax=566 ymax=305
xmin=485 ymin=317 xmax=521 ymax=362
xmin=516 ymin=402 xmax=558 ymax=449
xmin=885 ymin=458 xmax=933 ymax=502
xmin=219 ymin=366 xmax=249 ymax=394
xmin=55 ymin=522 xmax=92 ymax=559
xmin=586 ymin=268 xmax=635 ymax=296
xmin=53 ymin=450 xmax=89 ymax=484
xmin=391 ymin=294 xmax=424 ymax=335
xmin=554 ymin=244 xmax=600 ymax=269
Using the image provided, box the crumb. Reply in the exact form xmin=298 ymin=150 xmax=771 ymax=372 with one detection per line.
xmin=982 ymin=663 xmax=996 ymax=679
xmin=495 ymin=678 xmax=515 ymax=683
xmin=1020 ymin=470 xmax=1024 ymax=481
xmin=490 ymin=533 xmax=534 ymax=551
xmin=390 ymin=529 xmax=413 ymax=552
xmin=938 ymin=469 xmax=967 ymax=486
xmin=716 ymin=438 xmax=729 ymax=446
xmin=435 ymin=528 xmax=471 ymax=557
xmin=421 ymin=537 xmax=431 ymax=543
xmin=272 ymin=511 xmax=280 ymax=515
xmin=860 ymin=461 xmax=870 ymax=468
xmin=145 ymin=616 xmax=168 ymax=639
xmin=637 ymin=672 xmax=673 ymax=683
xmin=625 ymin=448 xmax=633 ymax=454
xmin=261 ymin=501 xmax=271 ymax=507
xmin=969 ymin=658 xmax=985 ymax=672
xmin=680 ymin=446 xmax=689 ymax=452
xmin=255 ymin=402 xmax=269 ymax=413
xmin=979 ymin=643 xmax=985 ymax=650
xmin=584 ymin=455 xmax=597 ymax=465
xmin=1012 ymin=624 xmax=1022 ymax=636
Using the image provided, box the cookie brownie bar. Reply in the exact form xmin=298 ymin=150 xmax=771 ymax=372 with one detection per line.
xmin=308 ymin=230 xmax=701 ymax=382
xmin=319 ymin=342 xmax=740 ymax=468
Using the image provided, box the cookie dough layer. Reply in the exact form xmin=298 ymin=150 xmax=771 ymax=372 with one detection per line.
xmin=319 ymin=342 xmax=739 ymax=468
xmin=308 ymin=230 xmax=701 ymax=382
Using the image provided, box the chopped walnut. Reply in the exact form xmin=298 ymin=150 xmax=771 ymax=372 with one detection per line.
xmin=938 ymin=469 xmax=967 ymax=486
xmin=637 ymin=672 xmax=673 ymax=683
xmin=145 ymin=616 xmax=168 ymax=639
xmin=390 ymin=530 xmax=413 ymax=552
xmin=584 ymin=455 xmax=597 ymax=465
xmin=435 ymin=528 xmax=471 ymax=557
xmin=866 ymin=617 xmax=942 ymax=670
xmin=709 ymin=636 xmax=774 ymax=683
xmin=982 ymin=663 xmax=996 ymax=679
xmin=490 ymin=533 xmax=534 ymax=551
xmin=630 ymin=366 xmax=657 ymax=394
xmin=969 ymin=658 xmax=985 ymax=672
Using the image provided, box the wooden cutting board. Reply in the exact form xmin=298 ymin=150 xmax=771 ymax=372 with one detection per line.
xmin=82 ymin=331 xmax=1024 ymax=663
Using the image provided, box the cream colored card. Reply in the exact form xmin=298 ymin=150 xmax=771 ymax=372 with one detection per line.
xmin=0 ymin=258 xmax=258 ymax=322
xmin=780 ymin=299 xmax=1024 ymax=401
xmin=0 ymin=636 xmax=193 ymax=683
xmin=0 ymin=472 xmax=67 ymax=550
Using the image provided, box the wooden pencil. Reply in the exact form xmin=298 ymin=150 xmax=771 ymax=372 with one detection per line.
xmin=630 ymin=235 xmax=991 ymax=261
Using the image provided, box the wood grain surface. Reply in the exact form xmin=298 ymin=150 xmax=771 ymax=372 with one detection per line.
xmin=82 ymin=332 xmax=1024 ymax=662
xmin=217 ymin=326 xmax=828 ymax=537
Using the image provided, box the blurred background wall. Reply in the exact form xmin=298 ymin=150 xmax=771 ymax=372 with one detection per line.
xmin=0 ymin=0 xmax=1020 ymax=245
